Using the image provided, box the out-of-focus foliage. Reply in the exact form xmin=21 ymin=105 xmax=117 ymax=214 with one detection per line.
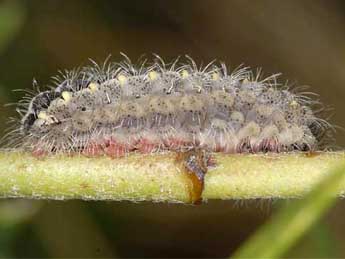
xmin=233 ymin=162 xmax=345 ymax=258
xmin=0 ymin=1 xmax=25 ymax=54
xmin=0 ymin=0 xmax=25 ymax=114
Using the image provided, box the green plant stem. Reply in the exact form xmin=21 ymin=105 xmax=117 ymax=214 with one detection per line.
xmin=0 ymin=151 xmax=344 ymax=202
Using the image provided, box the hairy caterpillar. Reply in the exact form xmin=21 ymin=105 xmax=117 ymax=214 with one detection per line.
xmin=2 ymin=54 xmax=334 ymax=203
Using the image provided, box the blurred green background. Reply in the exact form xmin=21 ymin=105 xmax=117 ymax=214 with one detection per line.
xmin=1 ymin=0 xmax=345 ymax=258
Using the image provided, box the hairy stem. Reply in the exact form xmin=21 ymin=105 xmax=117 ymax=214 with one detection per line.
xmin=0 ymin=151 xmax=344 ymax=202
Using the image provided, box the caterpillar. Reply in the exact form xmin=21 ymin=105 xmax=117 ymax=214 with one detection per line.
xmin=2 ymin=54 xmax=334 ymax=203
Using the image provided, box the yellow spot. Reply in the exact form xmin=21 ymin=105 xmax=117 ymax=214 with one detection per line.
xmin=231 ymin=111 xmax=244 ymax=123
xmin=248 ymin=123 xmax=260 ymax=136
xmin=117 ymin=75 xmax=127 ymax=85
xmin=212 ymin=72 xmax=219 ymax=81
xmin=37 ymin=111 xmax=48 ymax=120
xmin=62 ymin=91 xmax=72 ymax=102
xmin=242 ymin=78 xmax=250 ymax=84
xmin=290 ymin=100 xmax=298 ymax=107
xmin=181 ymin=70 xmax=189 ymax=79
xmin=240 ymin=121 xmax=260 ymax=138
xmin=148 ymin=71 xmax=159 ymax=81
xmin=88 ymin=82 xmax=99 ymax=92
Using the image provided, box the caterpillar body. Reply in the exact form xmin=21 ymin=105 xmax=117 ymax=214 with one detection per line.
xmin=2 ymin=54 xmax=333 ymax=203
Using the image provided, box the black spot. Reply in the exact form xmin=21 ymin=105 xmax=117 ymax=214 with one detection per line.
xmin=21 ymin=90 xmax=60 ymax=133
xmin=308 ymin=121 xmax=326 ymax=141
xmin=22 ymin=113 xmax=36 ymax=133
xmin=297 ymin=143 xmax=311 ymax=152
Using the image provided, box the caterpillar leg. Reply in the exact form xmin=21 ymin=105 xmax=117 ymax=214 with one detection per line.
xmin=32 ymin=147 xmax=48 ymax=158
xmin=176 ymin=149 xmax=212 ymax=204
xmin=82 ymin=142 xmax=104 ymax=157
